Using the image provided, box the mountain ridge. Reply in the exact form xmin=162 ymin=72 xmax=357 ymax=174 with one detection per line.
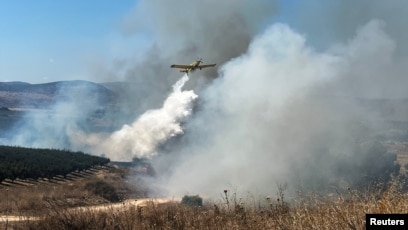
xmin=0 ymin=80 xmax=117 ymax=109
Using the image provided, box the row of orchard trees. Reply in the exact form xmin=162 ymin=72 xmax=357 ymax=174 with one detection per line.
xmin=0 ymin=145 xmax=109 ymax=182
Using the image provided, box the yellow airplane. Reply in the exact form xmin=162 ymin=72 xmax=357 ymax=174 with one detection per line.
xmin=171 ymin=58 xmax=216 ymax=75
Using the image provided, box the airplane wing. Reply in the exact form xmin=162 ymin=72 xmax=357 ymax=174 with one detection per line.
xmin=197 ymin=64 xmax=216 ymax=68
xmin=170 ymin=64 xmax=191 ymax=69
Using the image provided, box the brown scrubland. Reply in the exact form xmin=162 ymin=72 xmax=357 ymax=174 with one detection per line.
xmin=1 ymin=165 xmax=408 ymax=229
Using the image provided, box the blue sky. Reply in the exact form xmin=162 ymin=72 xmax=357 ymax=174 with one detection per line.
xmin=0 ymin=0 xmax=145 ymax=83
xmin=0 ymin=0 xmax=298 ymax=84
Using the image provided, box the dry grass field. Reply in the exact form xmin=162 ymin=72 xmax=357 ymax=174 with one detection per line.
xmin=2 ymin=181 xmax=408 ymax=229
xmin=1 ymin=153 xmax=408 ymax=229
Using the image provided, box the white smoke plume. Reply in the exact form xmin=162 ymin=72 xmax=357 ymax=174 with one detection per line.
xmin=70 ymin=75 xmax=197 ymax=161
xmin=152 ymin=19 xmax=407 ymax=197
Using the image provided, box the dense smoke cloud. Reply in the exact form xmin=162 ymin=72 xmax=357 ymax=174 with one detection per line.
xmin=141 ymin=0 xmax=408 ymax=197
xmin=97 ymin=0 xmax=278 ymax=118
xmin=293 ymin=0 xmax=408 ymax=56
xmin=122 ymin=0 xmax=277 ymax=67
xmin=153 ymin=19 xmax=407 ymax=197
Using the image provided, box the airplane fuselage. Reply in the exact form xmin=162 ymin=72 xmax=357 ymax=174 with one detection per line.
xmin=179 ymin=61 xmax=201 ymax=73
xmin=171 ymin=59 xmax=216 ymax=75
xmin=189 ymin=61 xmax=201 ymax=70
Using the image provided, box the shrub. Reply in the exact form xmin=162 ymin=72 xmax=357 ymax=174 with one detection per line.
xmin=85 ymin=180 xmax=120 ymax=202
xmin=181 ymin=195 xmax=203 ymax=206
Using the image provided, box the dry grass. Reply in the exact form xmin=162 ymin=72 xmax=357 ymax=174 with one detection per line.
xmin=6 ymin=180 xmax=408 ymax=230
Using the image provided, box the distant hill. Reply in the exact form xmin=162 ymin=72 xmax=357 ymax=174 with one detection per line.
xmin=0 ymin=80 xmax=117 ymax=109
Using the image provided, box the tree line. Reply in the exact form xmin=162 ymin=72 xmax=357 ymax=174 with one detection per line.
xmin=0 ymin=145 xmax=109 ymax=182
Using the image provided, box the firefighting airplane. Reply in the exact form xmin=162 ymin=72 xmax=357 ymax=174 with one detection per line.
xmin=170 ymin=58 xmax=216 ymax=75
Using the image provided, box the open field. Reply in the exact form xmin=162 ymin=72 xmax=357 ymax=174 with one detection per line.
xmin=0 ymin=160 xmax=408 ymax=229
xmin=2 ymin=180 xmax=408 ymax=229
xmin=0 ymin=135 xmax=406 ymax=229
xmin=0 ymin=145 xmax=407 ymax=229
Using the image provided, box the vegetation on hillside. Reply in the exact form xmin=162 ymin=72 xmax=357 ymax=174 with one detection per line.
xmin=0 ymin=164 xmax=134 ymax=215
xmin=0 ymin=145 xmax=109 ymax=182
